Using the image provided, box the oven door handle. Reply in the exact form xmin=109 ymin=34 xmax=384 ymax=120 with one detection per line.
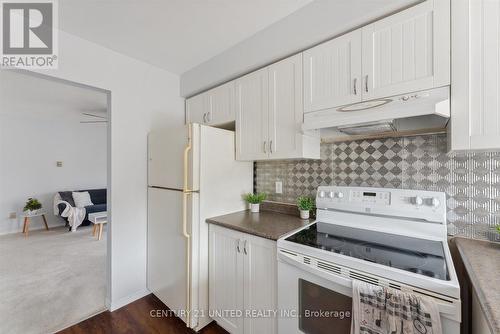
xmin=277 ymin=250 xmax=461 ymax=322
xmin=278 ymin=250 xmax=352 ymax=290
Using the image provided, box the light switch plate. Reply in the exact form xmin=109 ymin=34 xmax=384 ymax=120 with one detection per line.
xmin=56 ymin=161 xmax=63 ymax=167
xmin=275 ymin=181 xmax=283 ymax=194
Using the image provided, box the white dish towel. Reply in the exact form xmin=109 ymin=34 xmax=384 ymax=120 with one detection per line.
xmin=351 ymin=280 xmax=442 ymax=334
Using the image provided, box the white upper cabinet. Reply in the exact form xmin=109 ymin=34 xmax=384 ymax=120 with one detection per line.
xmin=186 ymin=82 xmax=235 ymax=126
xmin=450 ymin=0 xmax=500 ymax=151
xmin=304 ymin=29 xmax=362 ymax=112
xmin=236 ymin=55 xmax=320 ymax=161
xmin=235 ymin=68 xmax=270 ymax=161
xmin=208 ymin=81 xmax=235 ymax=125
xmin=186 ymin=93 xmax=209 ymax=124
xmin=304 ymin=0 xmax=450 ymax=113
xmin=268 ymin=54 xmax=306 ymax=159
xmin=362 ymin=0 xmax=450 ymax=100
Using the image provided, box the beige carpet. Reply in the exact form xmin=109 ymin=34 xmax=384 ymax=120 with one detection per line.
xmin=0 ymin=225 xmax=107 ymax=334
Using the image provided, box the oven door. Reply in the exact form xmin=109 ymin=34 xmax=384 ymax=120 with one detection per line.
xmin=277 ymin=251 xmax=353 ymax=334
xmin=277 ymin=249 xmax=461 ymax=334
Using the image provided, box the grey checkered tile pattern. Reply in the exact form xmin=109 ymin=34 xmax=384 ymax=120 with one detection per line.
xmin=255 ymin=134 xmax=500 ymax=241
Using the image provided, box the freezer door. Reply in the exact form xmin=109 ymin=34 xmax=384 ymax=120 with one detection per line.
xmin=147 ymin=187 xmax=199 ymax=327
xmin=148 ymin=124 xmax=199 ymax=191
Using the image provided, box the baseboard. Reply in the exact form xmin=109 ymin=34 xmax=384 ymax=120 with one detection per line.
xmin=0 ymin=222 xmax=67 ymax=236
xmin=110 ymin=288 xmax=150 ymax=311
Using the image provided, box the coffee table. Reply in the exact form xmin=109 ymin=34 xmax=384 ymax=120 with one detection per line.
xmin=88 ymin=212 xmax=107 ymax=240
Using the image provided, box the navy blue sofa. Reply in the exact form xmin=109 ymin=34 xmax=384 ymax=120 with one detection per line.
xmin=58 ymin=189 xmax=107 ymax=229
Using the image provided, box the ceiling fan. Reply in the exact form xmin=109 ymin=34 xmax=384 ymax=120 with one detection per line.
xmin=80 ymin=112 xmax=107 ymax=124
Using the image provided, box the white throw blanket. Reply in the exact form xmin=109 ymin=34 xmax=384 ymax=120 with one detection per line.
xmin=351 ymin=281 xmax=442 ymax=334
xmin=53 ymin=193 xmax=86 ymax=232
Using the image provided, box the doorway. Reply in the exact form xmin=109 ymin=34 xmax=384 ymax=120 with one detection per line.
xmin=0 ymin=70 xmax=111 ymax=333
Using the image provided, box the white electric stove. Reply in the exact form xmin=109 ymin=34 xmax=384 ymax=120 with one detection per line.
xmin=277 ymin=186 xmax=461 ymax=334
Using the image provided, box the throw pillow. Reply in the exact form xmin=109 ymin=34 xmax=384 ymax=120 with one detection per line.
xmin=59 ymin=191 xmax=76 ymax=207
xmin=72 ymin=191 xmax=93 ymax=208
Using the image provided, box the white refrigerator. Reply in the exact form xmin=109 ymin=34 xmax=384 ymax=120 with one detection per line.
xmin=147 ymin=123 xmax=253 ymax=330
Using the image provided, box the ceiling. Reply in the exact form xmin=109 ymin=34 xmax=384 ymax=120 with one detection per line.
xmin=0 ymin=71 xmax=108 ymax=120
xmin=59 ymin=0 xmax=313 ymax=75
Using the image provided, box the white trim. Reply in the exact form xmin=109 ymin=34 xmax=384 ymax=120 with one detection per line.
xmin=110 ymin=288 xmax=150 ymax=311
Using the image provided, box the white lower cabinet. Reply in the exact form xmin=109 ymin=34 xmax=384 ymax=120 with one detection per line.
xmin=209 ymin=224 xmax=277 ymax=334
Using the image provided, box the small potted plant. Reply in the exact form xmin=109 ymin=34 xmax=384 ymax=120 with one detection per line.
xmin=244 ymin=193 xmax=267 ymax=213
xmin=297 ymin=196 xmax=314 ymax=220
xmin=23 ymin=198 xmax=42 ymax=215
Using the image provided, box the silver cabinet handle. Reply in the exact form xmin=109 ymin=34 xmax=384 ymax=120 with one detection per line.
xmin=364 ymin=75 xmax=369 ymax=93
xmin=207 ymin=112 xmax=211 ymax=123
xmin=243 ymin=240 xmax=248 ymax=255
xmin=237 ymin=239 xmax=241 ymax=253
xmin=203 ymin=113 xmax=207 ymax=123
xmin=353 ymin=78 xmax=357 ymax=95
xmin=263 ymin=141 xmax=267 ymax=154
xmin=269 ymin=140 xmax=273 ymax=154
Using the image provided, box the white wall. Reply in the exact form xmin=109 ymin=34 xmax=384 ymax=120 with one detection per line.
xmin=0 ymin=29 xmax=184 ymax=311
xmin=0 ymin=109 xmax=107 ymax=234
xmin=180 ymin=0 xmax=420 ymax=96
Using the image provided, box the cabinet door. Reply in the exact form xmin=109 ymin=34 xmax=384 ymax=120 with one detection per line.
xmin=186 ymin=93 xmax=209 ymax=124
xmin=303 ymin=29 xmax=362 ymax=112
xmin=235 ymin=68 xmax=269 ymax=161
xmin=268 ymin=54 xmax=304 ymax=159
xmin=362 ymin=0 xmax=450 ymax=100
xmin=468 ymin=0 xmax=500 ymax=149
xmin=451 ymin=0 xmax=500 ymax=151
xmin=243 ymin=234 xmax=277 ymax=334
xmin=209 ymin=225 xmax=244 ymax=334
xmin=208 ymin=81 xmax=235 ymax=125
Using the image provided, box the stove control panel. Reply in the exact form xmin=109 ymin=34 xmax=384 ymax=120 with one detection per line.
xmin=350 ymin=189 xmax=391 ymax=205
xmin=315 ymin=186 xmax=447 ymax=224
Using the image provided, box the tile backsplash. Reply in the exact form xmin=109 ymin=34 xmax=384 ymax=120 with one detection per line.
xmin=255 ymin=134 xmax=500 ymax=241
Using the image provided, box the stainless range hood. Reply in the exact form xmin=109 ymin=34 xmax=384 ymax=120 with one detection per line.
xmin=302 ymin=86 xmax=450 ymax=141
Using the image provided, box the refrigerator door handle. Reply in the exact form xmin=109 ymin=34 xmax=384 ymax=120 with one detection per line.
xmin=182 ymin=124 xmax=193 ymax=327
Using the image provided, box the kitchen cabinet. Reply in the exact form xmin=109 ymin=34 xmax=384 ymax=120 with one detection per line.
xmin=209 ymin=224 xmax=277 ymax=334
xmin=236 ymin=54 xmax=320 ymax=161
xmin=235 ymin=68 xmax=269 ymax=161
xmin=186 ymin=93 xmax=209 ymax=124
xmin=186 ymin=82 xmax=235 ymax=126
xmin=303 ymin=29 xmax=362 ymax=112
xmin=450 ymin=0 xmax=500 ymax=151
xmin=362 ymin=0 xmax=450 ymax=100
xmin=209 ymin=224 xmax=244 ymax=334
xmin=472 ymin=291 xmax=492 ymax=334
xmin=304 ymin=0 xmax=450 ymax=113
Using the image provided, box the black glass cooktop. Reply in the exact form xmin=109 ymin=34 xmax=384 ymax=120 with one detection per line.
xmin=285 ymin=222 xmax=450 ymax=281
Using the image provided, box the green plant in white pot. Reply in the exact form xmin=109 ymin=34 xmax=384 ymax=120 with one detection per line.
xmin=23 ymin=198 xmax=42 ymax=215
xmin=297 ymin=196 xmax=314 ymax=220
xmin=245 ymin=193 xmax=267 ymax=213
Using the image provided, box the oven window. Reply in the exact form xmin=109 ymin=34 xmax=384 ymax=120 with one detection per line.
xmin=299 ymin=279 xmax=352 ymax=334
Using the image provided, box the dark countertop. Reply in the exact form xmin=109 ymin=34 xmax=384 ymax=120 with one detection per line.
xmin=455 ymin=237 xmax=500 ymax=334
xmin=206 ymin=210 xmax=311 ymax=241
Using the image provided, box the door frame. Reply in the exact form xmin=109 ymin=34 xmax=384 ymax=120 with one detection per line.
xmin=8 ymin=68 xmax=113 ymax=317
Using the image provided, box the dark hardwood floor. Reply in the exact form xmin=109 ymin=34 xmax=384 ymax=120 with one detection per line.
xmin=58 ymin=294 xmax=228 ymax=334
